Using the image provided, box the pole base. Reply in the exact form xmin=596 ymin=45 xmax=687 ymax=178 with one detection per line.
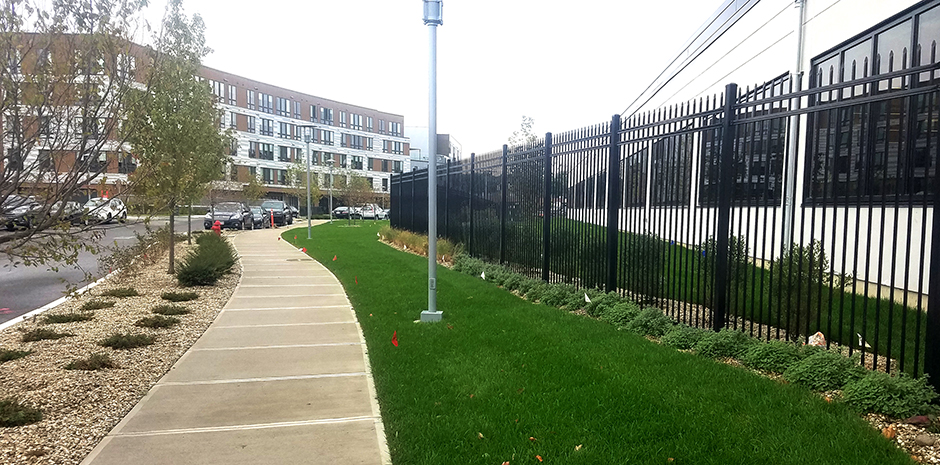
xmin=420 ymin=310 xmax=443 ymax=323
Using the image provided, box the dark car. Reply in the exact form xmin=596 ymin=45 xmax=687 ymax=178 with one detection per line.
xmin=204 ymin=202 xmax=253 ymax=230
xmin=50 ymin=200 xmax=84 ymax=225
xmin=332 ymin=206 xmax=361 ymax=219
xmin=287 ymin=205 xmax=299 ymax=219
xmin=1 ymin=195 xmax=43 ymax=230
xmin=260 ymin=200 xmax=292 ymax=226
xmin=250 ymin=206 xmax=271 ymax=229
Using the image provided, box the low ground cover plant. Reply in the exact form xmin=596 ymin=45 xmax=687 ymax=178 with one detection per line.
xmin=661 ymin=325 xmax=709 ymax=350
xmin=0 ymin=398 xmax=43 ymax=427
xmin=152 ymin=304 xmax=189 ymax=316
xmin=626 ymin=307 xmax=675 ymax=337
xmin=80 ymin=300 xmax=114 ymax=311
xmin=134 ymin=315 xmax=180 ymax=328
xmin=0 ymin=349 xmax=32 ymax=363
xmin=98 ymin=333 xmax=155 ymax=350
xmin=100 ymin=287 xmax=140 ymax=298
xmin=161 ymin=291 xmax=199 ymax=302
xmin=783 ymin=349 xmax=867 ymax=392
xmin=694 ymin=328 xmax=759 ymax=359
xmin=41 ymin=313 xmax=93 ymax=324
xmin=21 ymin=329 xmax=73 ymax=342
xmin=843 ymin=371 xmax=938 ymax=418
xmin=740 ymin=340 xmax=804 ymax=373
xmin=65 ymin=353 xmax=118 ymax=371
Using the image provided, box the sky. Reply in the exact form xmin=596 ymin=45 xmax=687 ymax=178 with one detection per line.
xmin=137 ymin=0 xmax=726 ymax=156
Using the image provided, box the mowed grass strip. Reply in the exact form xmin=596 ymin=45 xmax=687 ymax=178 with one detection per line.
xmin=286 ymin=222 xmax=912 ymax=465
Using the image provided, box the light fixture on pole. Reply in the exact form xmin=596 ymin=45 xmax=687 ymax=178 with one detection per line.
xmin=301 ymin=126 xmax=314 ymax=239
xmin=421 ymin=0 xmax=443 ymax=323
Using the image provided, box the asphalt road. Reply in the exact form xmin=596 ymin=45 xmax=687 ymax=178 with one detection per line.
xmin=0 ymin=216 xmax=202 ymax=324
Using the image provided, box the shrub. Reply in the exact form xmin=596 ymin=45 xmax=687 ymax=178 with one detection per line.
xmin=0 ymin=398 xmax=43 ymax=427
xmin=585 ymin=292 xmax=620 ymax=318
xmin=177 ymin=233 xmax=237 ymax=286
xmin=0 ymin=349 xmax=32 ymax=363
xmin=100 ymin=287 xmax=140 ymax=298
xmin=21 ymin=329 xmax=73 ymax=342
xmin=452 ymin=254 xmax=485 ymax=276
xmin=783 ymin=349 xmax=866 ymax=392
xmin=541 ymin=284 xmax=578 ymax=308
xmin=80 ymin=300 xmax=114 ymax=311
xmin=152 ymin=305 xmax=190 ymax=316
xmin=135 ymin=315 xmax=181 ymax=329
xmin=161 ymin=291 xmax=199 ymax=302
xmin=502 ymin=273 xmax=523 ymax=292
xmin=661 ymin=325 xmax=710 ymax=350
xmin=697 ymin=235 xmax=750 ymax=308
xmin=625 ymin=308 xmax=674 ymax=337
xmin=516 ymin=278 xmax=541 ymax=297
xmin=694 ymin=329 xmax=758 ymax=359
xmin=41 ymin=313 xmax=93 ymax=324
xmin=622 ymin=233 xmax=668 ymax=302
xmin=740 ymin=340 xmax=803 ymax=373
xmin=65 ymin=353 xmax=118 ymax=371
xmin=176 ymin=257 xmax=221 ymax=285
xmin=601 ymin=301 xmax=642 ymax=327
xmin=843 ymin=371 xmax=938 ymax=418
xmin=98 ymin=333 xmax=155 ymax=350
xmin=524 ymin=282 xmax=551 ymax=303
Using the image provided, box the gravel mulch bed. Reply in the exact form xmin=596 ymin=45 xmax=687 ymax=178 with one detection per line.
xmin=0 ymin=235 xmax=241 ymax=465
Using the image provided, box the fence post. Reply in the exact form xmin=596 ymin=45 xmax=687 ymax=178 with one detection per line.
xmin=500 ymin=145 xmax=509 ymax=265
xmin=713 ymin=83 xmax=738 ymax=332
xmin=410 ymin=171 xmax=416 ymax=232
xmin=469 ymin=152 xmax=475 ymax=256
xmin=542 ymin=133 xmax=553 ymax=283
xmin=606 ymin=115 xmax=622 ymax=293
xmin=445 ymin=159 xmax=451 ymax=238
xmin=924 ymin=185 xmax=940 ymax=387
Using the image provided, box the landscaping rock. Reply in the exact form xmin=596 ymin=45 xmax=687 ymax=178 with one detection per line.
xmin=916 ymin=434 xmax=937 ymax=447
xmin=907 ymin=416 xmax=933 ymax=426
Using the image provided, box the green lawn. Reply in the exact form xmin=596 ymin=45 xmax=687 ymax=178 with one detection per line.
xmin=286 ymin=221 xmax=912 ymax=465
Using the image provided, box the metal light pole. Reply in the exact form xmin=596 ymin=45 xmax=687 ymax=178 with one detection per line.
xmin=421 ymin=0 xmax=443 ymax=323
xmin=303 ymin=129 xmax=313 ymax=239
xmin=328 ymin=154 xmax=334 ymax=224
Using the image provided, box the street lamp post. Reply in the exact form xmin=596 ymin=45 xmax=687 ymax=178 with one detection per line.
xmin=297 ymin=125 xmax=316 ymax=240
xmin=421 ymin=0 xmax=443 ymax=323
xmin=328 ymin=153 xmax=334 ymax=224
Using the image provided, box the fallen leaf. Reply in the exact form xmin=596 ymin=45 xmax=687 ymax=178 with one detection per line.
xmin=529 ymin=437 xmax=536 ymax=442
xmin=501 ymin=462 xmax=510 ymax=465
xmin=575 ymin=444 xmax=582 ymax=451
xmin=447 ymin=324 xmax=454 ymax=329
xmin=478 ymin=432 xmax=484 ymax=439
xmin=469 ymin=394 xmax=474 ymax=398
xmin=536 ymin=455 xmax=543 ymax=462
xmin=882 ymin=425 xmax=897 ymax=439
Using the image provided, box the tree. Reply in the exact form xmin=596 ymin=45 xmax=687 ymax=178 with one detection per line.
xmin=0 ymin=0 xmax=148 ymax=272
xmin=242 ymin=173 xmax=266 ymax=203
xmin=125 ymin=0 xmax=229 ymax=274
xmin=508 ymin=115 xmax=538 ymax=146
xmin=285 ymin=160 xmax=321 ymax=215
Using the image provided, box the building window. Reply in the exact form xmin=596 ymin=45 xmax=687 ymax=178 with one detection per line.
xmin=392 ymin=141 xmax=403 ymax=155
xmin=348 ymin=135 xmax=363 ymax=149
xmin=260 ymin=143 xmax=274 ymax=160
xmin=366 ymin=116 xmax=373 ymax=131
xmin=381 ymin=159 xmax=389 ymax=172
xmin=278 ymin=122 xmax=290 ymax=139
xmin=118 ymin=153 xmax=137 ymax=174
xmin=293 ymin=101 xmax=301 ymax=119
xmin=378 ymin=119 xmax=385 ymax=134
xmin=365 ymin=137 xmax=373 ymax=151
xmin=340 ymin=154 xmax=348 ymax=168
xmin=393 ymin=161 xmax=403 ymax=173
xmin=259 ymin=93 xmax=274 ymax=113
xmin=115 ymin=53 xmax=135 ymax=80
xmin=247 ymin=116 xmax=256 ymax=133
xmin=247 ymin=90 xmax=256 ymax=110
xmin=310 ymin=105 xmax=317 ymax=122
xmin=249 ymin=141 xmax=259 ymax=158
xmin=249 ymin=166 xmax=257 ymax=177
xmin=350 ymin=114 xmax=362 ymax=130
xmin=351 ymin=155 xmax=363 ymax=170
xmin=210 ymin=80 xmax=225 ymax=102
xmin=367 ymin=157 xmax=375 ymax=171
xmin=320 ymin=107 xmax=333 ymax=125
xmin=382 ymin=140 xmax=389 ymax=153
xmin=276 ymin=97 xmax=289 ymax=117
xmin=382 ymin=177 xmax=388 ymax=192
xmin=262 ymin=167 xmax=274 ymax=184
xmin=229 ymin=111 xmax=237 ymax=129
xmin=339 ymin=111 xmax=347 ymax=128
xmin=321 ymin=130 xmax=333 ymax=146
xmin=279 ymin=145 xmax=290 ymax=162
xmin=389 ymin=122 xmax=402 ymax=136
xmin=227 ymin=85 xmax=237 ymax=105
xmin=260 ymin=118 xmax=273 ymax=136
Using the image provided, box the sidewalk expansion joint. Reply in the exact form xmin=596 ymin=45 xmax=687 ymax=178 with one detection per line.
xmin=191 ymin=342 xmax=362 ymax=351
xmin=111 ymin=416 xmax=378 ymax=438
xmin=223 ymin=305 xmax=351 ymax=312
xmin=237 ymin=284 xmax=338 ymax=287
xmin=159 ymin=372 xmax=367 ymax=386
xmin=231 ymin=294 xmax=346 ymax=298
xmin=214 ymin=322 xmax=356 ymax=329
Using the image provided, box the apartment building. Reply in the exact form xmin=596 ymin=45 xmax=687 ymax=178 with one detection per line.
xmin=199 ymin=66 xmax=410 ymax=208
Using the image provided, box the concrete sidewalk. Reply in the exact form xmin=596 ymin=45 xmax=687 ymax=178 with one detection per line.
xmin=81 ymin=224 xmax=390 ymax=465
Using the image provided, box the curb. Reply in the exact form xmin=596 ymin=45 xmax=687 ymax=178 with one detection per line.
xmin=0 ymin=270 xmax=116 ymax=332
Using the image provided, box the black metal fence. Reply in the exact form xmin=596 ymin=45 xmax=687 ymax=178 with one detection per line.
xmin=391 ymin=63 xmax=940 ymax=381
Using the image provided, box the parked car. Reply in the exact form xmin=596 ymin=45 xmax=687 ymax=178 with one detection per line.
xmin=82 ymin=197 xmax=127 ymax=225
xmin=204 ymin=202 xmax=253 ymax=230
xmin=332 ymin=206 xmax=361 ymax=219
xmin=250 ymin=206 xmax=271 ymax=229
xmin=287 ymin=205 xmax=299 ymax=219
xmin=1 ymin=195 xmax=43 ymax=230
xmin=358 ymin=204 xmax=387 ymax=220
xmin=50 ymin=200 xmax=84 ymax=225
xmin=260 ymin=200 xmax=292 ymax=226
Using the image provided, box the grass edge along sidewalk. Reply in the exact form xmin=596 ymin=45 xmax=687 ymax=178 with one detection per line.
xmin=284 ymin=222 xmax=912 ymax=465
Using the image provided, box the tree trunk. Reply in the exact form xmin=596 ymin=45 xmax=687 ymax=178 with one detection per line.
xmin=168 ymin=202 xmax=176 ymax=275
xmin=187 ymin=203 xmax=192 ymax=245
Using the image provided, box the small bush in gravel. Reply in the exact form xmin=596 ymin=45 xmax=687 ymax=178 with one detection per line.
xmin=80 ymin=300 xmax=115 ymax=311
xmin=740 ymin=340 xmax=803 ymax=373
xmin=161 ymin=291 xmax=199 ymax=302
xmin=21 ymin=328 xmax=73 ymax=342
xmin=176 ymin=258 xmax=221 ymax=286
xmin=41 ymin=313 xmax=93 ymax=324
xmin=65 ymin=353 xmax=118 ymax=371
xmin=843 ymin=371 xmax=938 ymax=418
xmin=585 ymin=292 xmax=620 ymax=318
xmin=0 ymin=398 xmax=43 ymax=426
xmin=661 ymin=325 xmax=710 ymax=350
xmin=601 ymin=301 xmax=642 ymax=327
xmin=177 ymin=234 xmax=237 ymax=286
xmin=0 ymin=349 xmax=32 ymax=363
xmin=783 ymin=349 xmax=866 ymax=392
xmin=625 ymin=308 xmax=674 ymax=337
xmin=152 ymin=304 xmax=189 ymax=316
xmin=694 ymin=329 xmax=758 ymax=359
xmin=99 ymin=333 xmax=155 ymax=350
xmin=100 ymin=287 xmax=140 ymax=298
xmin=135 ymin=315 xmax=181 ymax=329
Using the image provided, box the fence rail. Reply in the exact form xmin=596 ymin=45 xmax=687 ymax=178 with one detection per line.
xmin=392 ymin=64 xmax=940 ymax=383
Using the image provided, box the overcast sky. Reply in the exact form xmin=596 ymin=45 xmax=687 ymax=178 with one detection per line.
xmin=140 ymin=0 xmax=725 ymax=155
